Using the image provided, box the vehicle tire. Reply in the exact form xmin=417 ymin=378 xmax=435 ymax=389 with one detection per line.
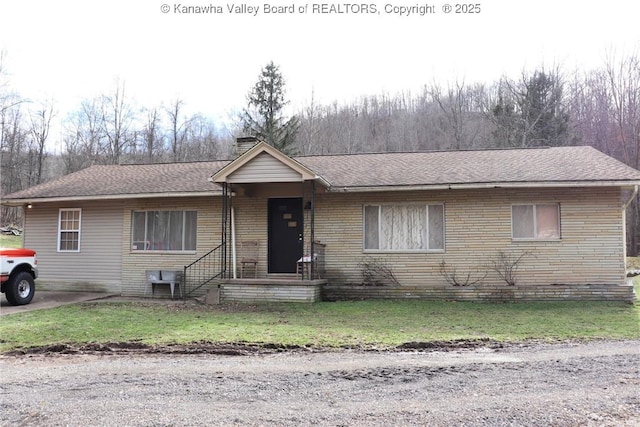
xmin=5 ymin=271 xmax=36 ymax=306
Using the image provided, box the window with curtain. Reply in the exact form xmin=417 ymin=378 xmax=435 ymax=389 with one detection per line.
xmin=58 ymin=208 xmax=82 ymax=252
xmin=364 ymin=204 xmax=445 ymax=251
xmin=131 ymin=210 xmax=197 ymax=251
xmin=512 ymin=204 xmax=560 ymax=239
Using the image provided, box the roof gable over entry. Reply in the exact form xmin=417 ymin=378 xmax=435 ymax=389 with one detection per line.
xmin=227 ymin=152 xmax=302 ymax=183
xmin=211 ymin=141 xmax=325 ymax=185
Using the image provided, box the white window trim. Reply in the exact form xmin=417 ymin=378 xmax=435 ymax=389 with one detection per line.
xmin=130 ymin=209 xmax=197 ymax=253
xmin=511 ymin=203 xmax=561 ymax=241
xmin=57 ymin=208 xmax=82 ymax=253
xmin=363 ymin=203 xmax=446 ymax=253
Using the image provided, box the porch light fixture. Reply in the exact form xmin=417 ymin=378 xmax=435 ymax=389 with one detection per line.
xmin=304 ymin=201 xmax=312 ymax=210
xmin=26 ymin=203 xmax=33 ymax=209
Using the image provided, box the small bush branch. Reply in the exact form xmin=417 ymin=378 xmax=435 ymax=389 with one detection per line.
xmin=438 ymin=260 xmax=487 ymax=287
xmin=358 ymin=256 xmax=400 ymax=287
xmin=488 ymin=251 xmax=531 ymax=286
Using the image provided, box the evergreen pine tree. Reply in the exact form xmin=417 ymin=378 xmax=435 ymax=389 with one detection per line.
xmin=241 ymin=61 xmax=299 ymax=154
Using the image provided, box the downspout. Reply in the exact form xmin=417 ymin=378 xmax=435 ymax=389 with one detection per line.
xmin=622 ymin=185 xmax=638 ymax=265
xmin=622 ymin=185 xmax=638 ymax=210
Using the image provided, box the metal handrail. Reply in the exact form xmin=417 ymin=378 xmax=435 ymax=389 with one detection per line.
xmin=183 ymin=243 xmax=225 ymax=299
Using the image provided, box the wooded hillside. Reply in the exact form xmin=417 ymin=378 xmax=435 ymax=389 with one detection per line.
xmin=2 ymin=51 xmax=639 ymax=252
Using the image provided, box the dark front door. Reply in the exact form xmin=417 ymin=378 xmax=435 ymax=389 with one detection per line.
xmin=268 ymin=197 xmax=303 ymax=273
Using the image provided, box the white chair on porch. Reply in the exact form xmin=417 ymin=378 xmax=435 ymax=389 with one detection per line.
xmin=297 ymin=242 xmax=325 ymax=279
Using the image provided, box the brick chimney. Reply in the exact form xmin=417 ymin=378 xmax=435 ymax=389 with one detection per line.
xmin=235 ymin=136 xmax=260 ymax=156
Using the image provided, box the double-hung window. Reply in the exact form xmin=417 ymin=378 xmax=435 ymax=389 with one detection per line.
xmin=131 ymin=210 xmax=197 ymax=252
xmin=364 ymin=204 xmax=445 ymax=251
xmin=58 ymin=208 xmax=82 ymax=252
xmin=512 ymin=204 xmax=560 ymax=239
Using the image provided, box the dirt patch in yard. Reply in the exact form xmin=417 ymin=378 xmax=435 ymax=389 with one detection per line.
xmin=5 ymin=341 xmax=308 ymax=356
xmin=5 ymin=337 xmax=521 ymax=357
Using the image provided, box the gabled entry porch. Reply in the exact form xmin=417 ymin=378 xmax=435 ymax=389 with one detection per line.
xmin=204 ymin=138 xmax=330 ymax=302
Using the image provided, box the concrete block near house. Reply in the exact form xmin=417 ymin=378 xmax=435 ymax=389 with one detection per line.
xmin=204 ymin=286 xmax=221 ymax=305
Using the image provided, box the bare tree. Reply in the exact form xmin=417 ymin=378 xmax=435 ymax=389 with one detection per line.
xmin=0 ymin=106 xmax=28 ymax=225
xmin=0 ymin=51 xmax=23 ymax=118
xmin=63 ymin=97 xmax=104 ymax=172
xmin=296 ymin=85 xmax=494 ymax=155
xmin=487 ymin=67 xmax=569 ymax=148
xmin=429 ymin=80 xmax=487 ymax=150
xmin=566 ymin=70 xmax=608 ymax=150
xmin=567 ymin=50 xmax=640 ymax=254
xmin=604 ymin=51 xmax=640 ymax=168
xmin=165 ymin=97 xmax=189 ymax=162
xmin=183 ymin=114 xmax=221 ymax=160
xmin=0 ymin=52 xmax=28 ymax=228
xmin=297 ymin=90 xmax=322 ymax=155
xmin=141 ymin=107 xmax=163 ymax=163
xmin=101 ymin=79 xmax=134 ymax=164
xmin=604 ymin=50 xmax=640 ymax=254
xmin=27 ymin=99 xmax=55 ymax=184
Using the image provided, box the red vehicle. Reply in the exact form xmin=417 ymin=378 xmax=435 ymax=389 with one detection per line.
xmin=0 ymin=248 xmax=38 ymax=305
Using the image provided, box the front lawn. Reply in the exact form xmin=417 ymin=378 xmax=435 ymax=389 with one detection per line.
xmin=1 ymin=295 xmax=638 ymax=353
xmin=1 ymin=257 xmax=638 ymax=353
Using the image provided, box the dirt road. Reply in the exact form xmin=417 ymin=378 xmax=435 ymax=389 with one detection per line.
xmin=1 ymin=340 xmax=639 ymax=426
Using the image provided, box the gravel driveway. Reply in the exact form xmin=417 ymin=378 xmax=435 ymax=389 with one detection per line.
xmin=1 ymin=340 xmax=639 ymax=426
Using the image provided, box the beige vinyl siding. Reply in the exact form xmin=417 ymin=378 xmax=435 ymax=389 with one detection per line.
xmin=23 ymin=201 xmax=124 ymax=292
xmin=120 ymin=197 xmax=221 ymax=297
xmin=227 ymin=152 xmax=303 ymax=183
xmin=310 ymin=186 xmax=626 ymax=288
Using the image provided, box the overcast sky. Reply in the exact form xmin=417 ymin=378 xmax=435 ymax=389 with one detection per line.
xmin=1 ymin=0 xmax=639 ymax=148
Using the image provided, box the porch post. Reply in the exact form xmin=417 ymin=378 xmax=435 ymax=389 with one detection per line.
xmin=310 ymin=180 xmax=316 ymax=280
xmin=227 ymin=184 xmax=234 ymax=279
xmin=221 ymin=183 xmax=228 ymax=279
xmin=300 ymin=181 xmax=305 ymax=280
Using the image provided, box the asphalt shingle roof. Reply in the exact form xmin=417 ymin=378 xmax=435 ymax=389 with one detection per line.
xmin=2 ymin=161 xmax=229 ymax=201
xmin=299 ymin=146 xmax=640 ymax=189
xmin=3 ymin=146 xmax=640 ymax=203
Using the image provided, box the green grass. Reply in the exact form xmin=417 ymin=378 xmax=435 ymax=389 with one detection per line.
xmin=0 ymin=234 xmax=23 ymax=248
xmin=1 ymin=294 xmax=638 ymax=353
xmin=0 ymin=255 xmax=638 ymax=353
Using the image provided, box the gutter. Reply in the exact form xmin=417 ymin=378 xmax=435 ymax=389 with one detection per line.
xmin=5 ymin=181 xmax=640 ymax=206
xmin=313 ymin=175 xmax=332 ymax=188
xmin=327 ymin=181 xmax=640 ymax=193
xmin=0 ymin=191 xmax=222 ymax=207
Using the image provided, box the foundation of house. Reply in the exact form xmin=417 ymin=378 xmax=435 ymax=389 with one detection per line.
xmin=321 ymin=282 xmax=636 ymax=303
xmin=219 ymin=278 xmax=328 ymax=303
